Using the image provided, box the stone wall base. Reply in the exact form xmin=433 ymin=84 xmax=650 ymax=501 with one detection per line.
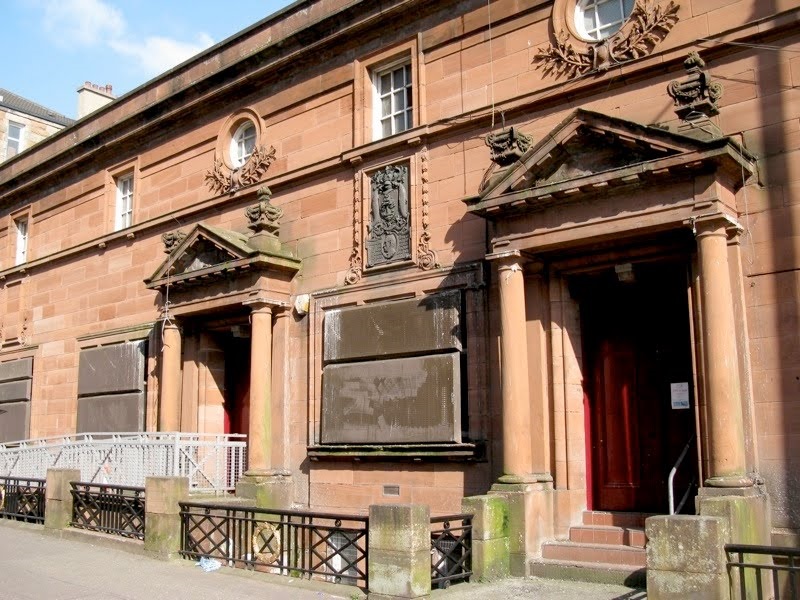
xmin=489 ymin=481 xmax=553 ymax=575
xmin=236 ymin=473 xmax=293 ymax=509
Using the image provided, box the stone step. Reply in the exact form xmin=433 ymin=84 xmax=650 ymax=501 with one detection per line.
xmin=568 ymin=525 xmax=647 ymax=548
xmin=541 ymin=540 xmax=647 ymax=568
xmin=582 ymin=510 xmax=654 ymax=529
xmin=530 ymin=558 xmax=647 ymax=588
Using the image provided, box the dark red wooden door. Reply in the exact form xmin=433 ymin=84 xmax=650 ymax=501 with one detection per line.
xmin=580 ymin=262 xmax=697 ymax=513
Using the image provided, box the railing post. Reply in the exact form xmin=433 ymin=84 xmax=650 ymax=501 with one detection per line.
xmin=461 ymin=495 xmax=509 ymax=580
xmin=144 ymin=476 xmax=189 ymax=558
xmin=646 ymin=515 xmax=731 ymax=599
xmin=44 ymin=468 xmax=80 ymax=530
xmin=368 ymin=504 xmax=430 ymax=600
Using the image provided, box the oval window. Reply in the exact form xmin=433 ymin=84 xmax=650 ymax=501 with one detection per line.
xmin=575 ymin=0 xmax=635 ymax=41
xmin=229 ymin=121 xmax=257 ymax=167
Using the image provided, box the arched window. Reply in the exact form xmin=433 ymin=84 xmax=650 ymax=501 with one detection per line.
xmin=229 ymin=121 xmax=257 ymax=167
xmin=575 ymin=0 xmax=635 ymax=40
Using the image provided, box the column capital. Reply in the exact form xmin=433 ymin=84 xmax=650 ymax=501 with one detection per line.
xmin=486 ymin=248 xmax=539 ymax=271
xmin=686 ymin=213 xmax=743 ymax=240
xmin=243 ymin=297 xmax=284 ymax=313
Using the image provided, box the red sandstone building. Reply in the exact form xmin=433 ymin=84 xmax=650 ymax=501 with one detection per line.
xmin=1 ymin=0 xmax=798 ymax=590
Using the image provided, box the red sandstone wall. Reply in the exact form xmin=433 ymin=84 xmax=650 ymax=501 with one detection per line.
xmin=0 ymin=0 xmax=798 ymax=525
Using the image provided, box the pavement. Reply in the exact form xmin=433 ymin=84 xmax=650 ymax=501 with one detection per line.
xmin=0 ymin=521 xmax=646 ymax=600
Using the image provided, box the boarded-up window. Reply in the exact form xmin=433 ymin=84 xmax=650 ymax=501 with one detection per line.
xmin=0 ymin=357 xmax=33 ymax=443
xmin=76 ymin=341 xmax=147 ymax=433
xmin=321 ymin=291 xmax=464 ymax=444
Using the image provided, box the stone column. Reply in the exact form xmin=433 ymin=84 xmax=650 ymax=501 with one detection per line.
xmin=462 ymin=495 xmax=510 ymax=580
xmin=247 ymin=301 xmax=273 ymax=475
xmin=236 ymin=300 xmax=292 ymax=508
xmin=160 ymin=322 xmax=182 ymax=432
xmin=44 ymin=468 xmax=80 ymax=530
xmin=368 ymin=504 xmax=431 ymax=599
xmin=490 ymin=251 xmax=534 ymax=483
xmin=144 ymin=476 xmax=189 ymax=558
xmin=694 ymin=215 xmax=749 ymax=487
xmin=646 ymin=515 xmax=731 ymax=599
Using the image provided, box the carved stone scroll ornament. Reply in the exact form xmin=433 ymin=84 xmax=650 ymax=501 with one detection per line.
xmin=534 ymin=0 xmax=680 ymax=79
xmin=417 ymin=146 xmax=439 ymax=271
xmin=366 ymin=164 xmax=411 ymax=268
xmin=245 ymin=186 xmax=283 ymax=237
xmin=204 ymin=144 xmax=277 ymax=196
xmin=344 ymin=169 xmax=363 ymax=285
xmin=667 ymin=52 xmax=723 ymax=120
xmin=162 ymin=230 xmax=187 ymax=254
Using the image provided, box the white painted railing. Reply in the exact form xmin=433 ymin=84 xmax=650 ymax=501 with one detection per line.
xmin=0 ymin=432 xmax=247 ymax=494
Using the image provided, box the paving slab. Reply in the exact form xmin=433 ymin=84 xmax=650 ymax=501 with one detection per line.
xmin=0 ymin=522 xmax=351 ymax=600
xmin=0 ymin=521 xmax=648 ymax=600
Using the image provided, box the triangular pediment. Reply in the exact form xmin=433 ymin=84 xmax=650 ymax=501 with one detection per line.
xmin=145 ymin=222 xmax=300 ymax=291
xmin=467 ymin=109 xmax=754 ymax=218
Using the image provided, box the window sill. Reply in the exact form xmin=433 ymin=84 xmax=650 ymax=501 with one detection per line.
xmin=307 ymin=442 xmax=485 ymax=462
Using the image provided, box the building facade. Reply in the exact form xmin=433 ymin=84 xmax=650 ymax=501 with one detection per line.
xmin=0 ymin=88 xmax=73 ymax=163
xmin=0 ymin=0 xmax=798 ymax=578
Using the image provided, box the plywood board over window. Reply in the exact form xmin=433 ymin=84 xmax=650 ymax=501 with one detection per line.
xmin=76 ymin=340 xmax=147 ymax=433
xmin=0 ymin=357 xmax=33 ymax=443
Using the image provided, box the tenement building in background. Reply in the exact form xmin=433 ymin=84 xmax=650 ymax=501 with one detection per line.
xmin=0 ymin=89 xmax=73 ymax=163
xmin=1 ymin=0 xmax=798 ymax=587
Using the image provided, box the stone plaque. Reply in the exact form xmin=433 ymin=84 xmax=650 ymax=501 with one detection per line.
xmin=324 ymin=290 xmax=462 ymax=363
xmin=78 ymin=341 xmax=146 ymax=397
xmin=76 ymin=393 xmax=145 ymax=433
xmin=365 ymin=164 xmax=411 ymax=268
xmin=0 ymin=401 xmax=29 ymax=443
xmin=321 ymin=353 xmax=461 ymax=444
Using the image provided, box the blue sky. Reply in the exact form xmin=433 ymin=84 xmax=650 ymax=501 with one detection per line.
xmin=3 ymin=0 xmax=295 ymax=120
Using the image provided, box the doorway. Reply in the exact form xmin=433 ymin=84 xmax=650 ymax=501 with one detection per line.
xmin=575 ymin=260 xmax=698 ymax=513
xmin=222 ymin=333 xmax=250 ymax=436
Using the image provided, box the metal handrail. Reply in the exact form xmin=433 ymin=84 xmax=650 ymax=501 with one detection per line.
xmin=668 ymin=434 xmax=696 ymax=515
xmin=0 ymin=432 xmax=247 ymax=493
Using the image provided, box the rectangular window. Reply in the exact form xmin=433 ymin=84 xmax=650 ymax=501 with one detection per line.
xmin=14 ymin=218 xmax=28 ymax=265
xmin=7 ymin=121 xmax=23 ymax=157
xmin=372 ymin=61 xmax=413 ymax=140
xmin=115 ymin=174 xmax=134 ymax=230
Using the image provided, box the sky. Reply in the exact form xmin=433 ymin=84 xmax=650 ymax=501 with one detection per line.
xmin=2 ymin=0 xmax=296 ymax=120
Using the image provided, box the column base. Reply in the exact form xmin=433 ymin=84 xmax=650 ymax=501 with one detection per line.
xmin=698 ymin=485 xmax=772 ymax=600
xmin=236 ymin=471 xmax=293 ymax=509
xmin=496 ymin=473 xmax=552 ymax=485
xmin=489 ymin=481 xmax=554 ymax=576
xmin=704 ymin=474 xmax=754 ymax=488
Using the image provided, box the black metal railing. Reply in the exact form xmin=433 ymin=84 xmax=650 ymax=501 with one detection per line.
xmin=0 ymin=476 xmax=46 ymax=523
xmin=727 ymin=544 xmax=800 ymax=600
xmin=179 ymin=502 xmax=369 ymax=588
xmin=70 ymin=482 xmax=146 ymax=540
xmin=431 ymin=513 xmax=472 ymax=588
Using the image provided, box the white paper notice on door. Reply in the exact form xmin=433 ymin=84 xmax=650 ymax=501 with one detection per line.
xmin=670 ymin=382 xmax=690 ymax=409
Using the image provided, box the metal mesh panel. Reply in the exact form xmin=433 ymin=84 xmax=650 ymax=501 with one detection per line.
xmin=0 ymin=432 xmax=247 ymax=493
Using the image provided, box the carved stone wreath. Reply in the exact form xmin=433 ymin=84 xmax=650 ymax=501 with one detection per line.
xmin=252 ymin=521 xmax=281 ymax=564
xmin=534 ymin=0 xmax=680 ymax=79
xmin=204 ymin=144 xmax=277 ymax=196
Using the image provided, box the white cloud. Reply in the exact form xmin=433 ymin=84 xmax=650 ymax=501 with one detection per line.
xmin=42 ymin=0 xmax=214 ymax=76
xmin=44 ymin=0 xmax=125 ymax=46
xmin=110 ymin=33 xmax=215 ymax=76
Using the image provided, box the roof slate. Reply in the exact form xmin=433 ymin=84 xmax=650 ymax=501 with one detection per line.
xmin=0 ymin=88 xmax=74 ymax=127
